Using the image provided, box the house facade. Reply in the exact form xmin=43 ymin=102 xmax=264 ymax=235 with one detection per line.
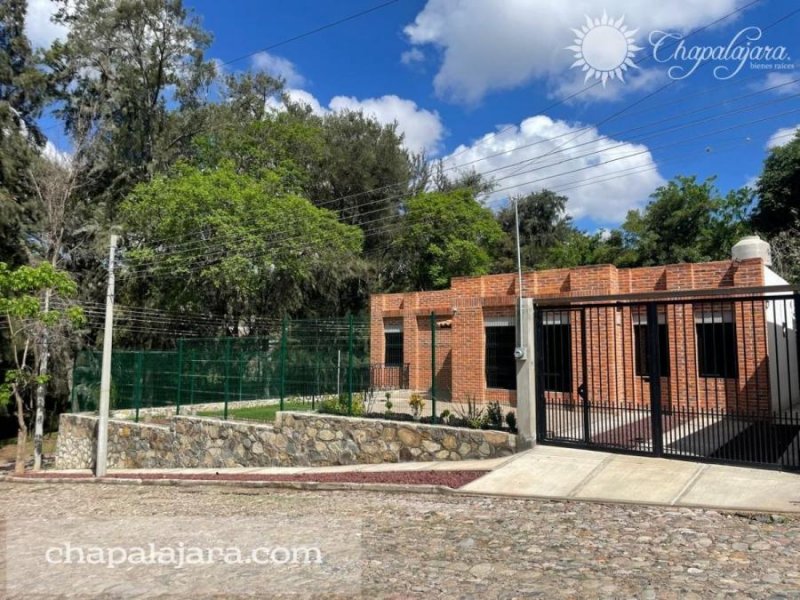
xmin=370 ymin=255 xmax=797 ymax=416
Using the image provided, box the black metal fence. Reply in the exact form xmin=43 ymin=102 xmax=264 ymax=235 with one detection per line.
xmin=535 ymin=292 xmax=800 ymax=471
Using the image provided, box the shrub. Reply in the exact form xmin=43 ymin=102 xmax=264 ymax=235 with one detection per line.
xmin=452 ymin=395 xmax=488 ymax=429
xmin=505 ymin=411 xmax=517 ymax=433
xmin=486 ymin=401 xmax=503 ymax=429
xmin=318 ymin=393 xmax=364 ymax=417
xmin=409 ymin=393 xmax=425 ymax=419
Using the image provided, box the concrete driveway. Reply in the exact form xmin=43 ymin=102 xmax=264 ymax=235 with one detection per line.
xmin=461 ymin=445 xmax=800 ymax=513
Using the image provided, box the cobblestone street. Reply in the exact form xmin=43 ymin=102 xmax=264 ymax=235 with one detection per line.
xmin=2 ymin=481 xmax=799 ymax=598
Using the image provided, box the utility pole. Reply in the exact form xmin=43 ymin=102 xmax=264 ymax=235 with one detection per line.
xmin=95 ymin=234 xmax=118 ymax=477
xmin=33 ymin=288 xmax=51 ymax=471
xmin=514 ymin=196 xmax=525 ymax=348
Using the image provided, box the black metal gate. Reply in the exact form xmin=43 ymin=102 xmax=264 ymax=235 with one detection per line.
xmin=534 ymin=291 xmax=800 ymax=471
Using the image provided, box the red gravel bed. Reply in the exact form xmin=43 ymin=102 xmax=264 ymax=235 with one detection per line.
xmin=15 ymin=470 xmax=488 ymax=489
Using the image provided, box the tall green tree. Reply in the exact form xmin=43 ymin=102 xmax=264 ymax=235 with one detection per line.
xmin=46 ymin=0 xmax=216 ymax=218
xmin=120 ymin=163 xmax=365 ymax=339
xmin=388 ymin=189 xmax=505 ymax=290
xmin=752 ymin=131 xmax=800 ymax=237
xmin=0 ymin=0 xmax=47 ymax=266
xmin=495 ymin=190 xmax=574 ymax=271
xmin=308 ymin=110 xmax=414 ymax=248
xmin=0 ymin=262 xmax=83 ymax=473
xmin=618 ymin=176 xmax=752 ymax=266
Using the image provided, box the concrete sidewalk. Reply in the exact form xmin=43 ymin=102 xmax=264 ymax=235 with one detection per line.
xmin=41 ymin=446 xmax=800 ymax=513
xmin=461 ymin=445 xmax=800 ymax=513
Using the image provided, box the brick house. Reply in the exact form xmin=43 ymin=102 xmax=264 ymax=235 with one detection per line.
xmin=370 ymin=250 xmax=797 ymax=416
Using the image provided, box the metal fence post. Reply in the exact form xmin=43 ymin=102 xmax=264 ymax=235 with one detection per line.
xmin=224 ymin=338 xmax=231 ymax=420
xmin=176 ymin=338 xmax=184 ymax=415
xmin=280 ymin=317 xmax=288 ymax=412
xmin=133 ymin=351 xmax=143 ymax=423
xmin=430 ymin=311 xmax=437 ymax=423
xmin=238 ymin=351 xmax=245 ymax=402
xmin=347 ymin=313 xmax=354 ymax=415
xmin=189 ymin=348 xmax=196 ymax=406
xmin=646 ymin=302 xmax=664 ymax=457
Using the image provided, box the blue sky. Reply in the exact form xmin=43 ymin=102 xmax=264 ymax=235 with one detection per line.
xmin=27 ymin=0 xmax=800 ymax=232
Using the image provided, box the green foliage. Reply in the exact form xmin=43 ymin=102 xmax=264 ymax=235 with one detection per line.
xmin=753 ymin=131 xmax=800 ymax=237
xmin=505 ymin=411 xmax=517 ymax=433
xmin=318 ymin=393 xmax=364 ymax=417
xmin=616 ymin=176 xmax=753 ymax=266
xmin=0 ymin=262 xmax=84 ymax=407
xmin=120 ymin=163 xmax=364 ymax=328
xmin=495 ymin=191 xmax=575 ymax=271
xmin=308 ymin=110 xmax=414 ymax=247
xmin=391 ymin=189 xmax=505 ymax=290
xmin=486 ymin=401 xmax=503 ymax=429
xmin=0 ymin=0 xmax=47 ymax=266
xmin=451 ymin=396 xmax=488 ymax=429
xmin=45 ymin=0 xmax=216 ymax=215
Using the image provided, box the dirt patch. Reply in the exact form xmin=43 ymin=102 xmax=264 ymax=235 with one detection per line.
xmin=18 ymin=469 xmax=488 ymax=489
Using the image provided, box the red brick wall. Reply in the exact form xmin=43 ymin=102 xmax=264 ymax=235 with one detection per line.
xmin=370 ymin=259 xmax=769 ymax=411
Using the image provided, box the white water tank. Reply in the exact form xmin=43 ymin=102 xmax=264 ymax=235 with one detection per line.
xmin=732 ymin=235 xmax=772 ymax=266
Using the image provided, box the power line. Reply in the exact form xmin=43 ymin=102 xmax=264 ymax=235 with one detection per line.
xmin=121 ymin=93 xmax=800 ymax=272
xmin=221 ymin=0 xmax=404 ymax=66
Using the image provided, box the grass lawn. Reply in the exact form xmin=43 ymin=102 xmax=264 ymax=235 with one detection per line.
xmin=197 ymin=401 xmax=315 ymax=423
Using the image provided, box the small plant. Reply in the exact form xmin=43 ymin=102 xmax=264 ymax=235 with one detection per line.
xmin=385 ymin=399 xmax=393 ymax=415
xmin=385 ymin=391 xmax=392 ymax=402
xmin=452 ymin=395 xmax=488 ymax=429
xmin=318 ymin=393 xmax=364 ymax=417
xmin=505 ymin=411 xmax=517 ymax=433
xmin=439 ymin=409 xmax=451 ymax=421
xmin=486 ymin=401 xmax=503 ymax=429
xmin=409 ymin=393 xmax=425 ymax=419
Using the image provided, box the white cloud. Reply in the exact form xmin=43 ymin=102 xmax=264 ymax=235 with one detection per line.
xmin=766 ymin=124 xmax=800 ymax=149
xmin=25 ymin=0 xmax=69 ymax=49
xmin=270 ymin=90 xmax=444 ymax=155
xmin=328 ymin=95 xmax=444 ymax=154
xmin=404 ymin=0 xmax=750 ymax=104
xmin=251 ymin=52 xmax=306 ymax=87
xmin=441 ymin=115 xmax=664 ymax=224
xmin=400 ymin=47 xmax=425 ymax=66
xmin=42 ymin=141 xmax=72 ymax=166
xmin=757 ymin=72 xmax=800 ymax=96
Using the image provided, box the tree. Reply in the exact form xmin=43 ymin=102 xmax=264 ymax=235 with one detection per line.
xmin=120 ymin=163 xmax=364 ymax=338
xmin=308 ymin=110 xmax=414 ymax=248
xmin=45 ymin=0 xmax=216 ymax=218
xmin=388 ymin=189 xmax=505 ymax=290
xmin=495 ymin=190 xmax=574 ymax=271
xmin=0 ymin=262 xmax=83 ymax=473
xmin=752 ymin=131 xmax=800 ymax=237
xmin=0 ymin=0 xmax=47 ymax=266
xmin=618 ymin=176 xmax=752 ymax=266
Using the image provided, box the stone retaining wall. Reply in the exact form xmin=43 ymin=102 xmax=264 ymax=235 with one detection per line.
xmin=55 ymin=412 xmax=517 ymax=470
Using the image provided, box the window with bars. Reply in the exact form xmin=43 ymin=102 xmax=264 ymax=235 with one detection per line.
xmin=695 ymin=309 xmax=738 ymax=378
xmin=384 ymin=331 xmax=403 ymax=366
xmin=633 ymin=313 xmax=670 ymax=378
xmin=542 ymin=321 xmax=572 ymax=393
xmin=485 ymin=324 xmax=517 ymax=390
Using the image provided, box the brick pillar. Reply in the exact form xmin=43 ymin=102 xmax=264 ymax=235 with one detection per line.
xmin=451 ymin=300 xmax=484 ymax=402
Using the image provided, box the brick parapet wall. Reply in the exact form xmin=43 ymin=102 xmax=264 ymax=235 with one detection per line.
xmin=371 ymin=259 xmax=769 ymax=407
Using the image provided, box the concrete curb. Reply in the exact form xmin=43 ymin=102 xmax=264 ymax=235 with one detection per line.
xmin=2 ymin=473 xmax=798 ymax=516
xmin=0 ymin=474 xmax=456 ymax=496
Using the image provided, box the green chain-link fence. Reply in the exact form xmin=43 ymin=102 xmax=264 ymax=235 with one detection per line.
xmin=71 ymin=316 xmax=410 ymax=421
